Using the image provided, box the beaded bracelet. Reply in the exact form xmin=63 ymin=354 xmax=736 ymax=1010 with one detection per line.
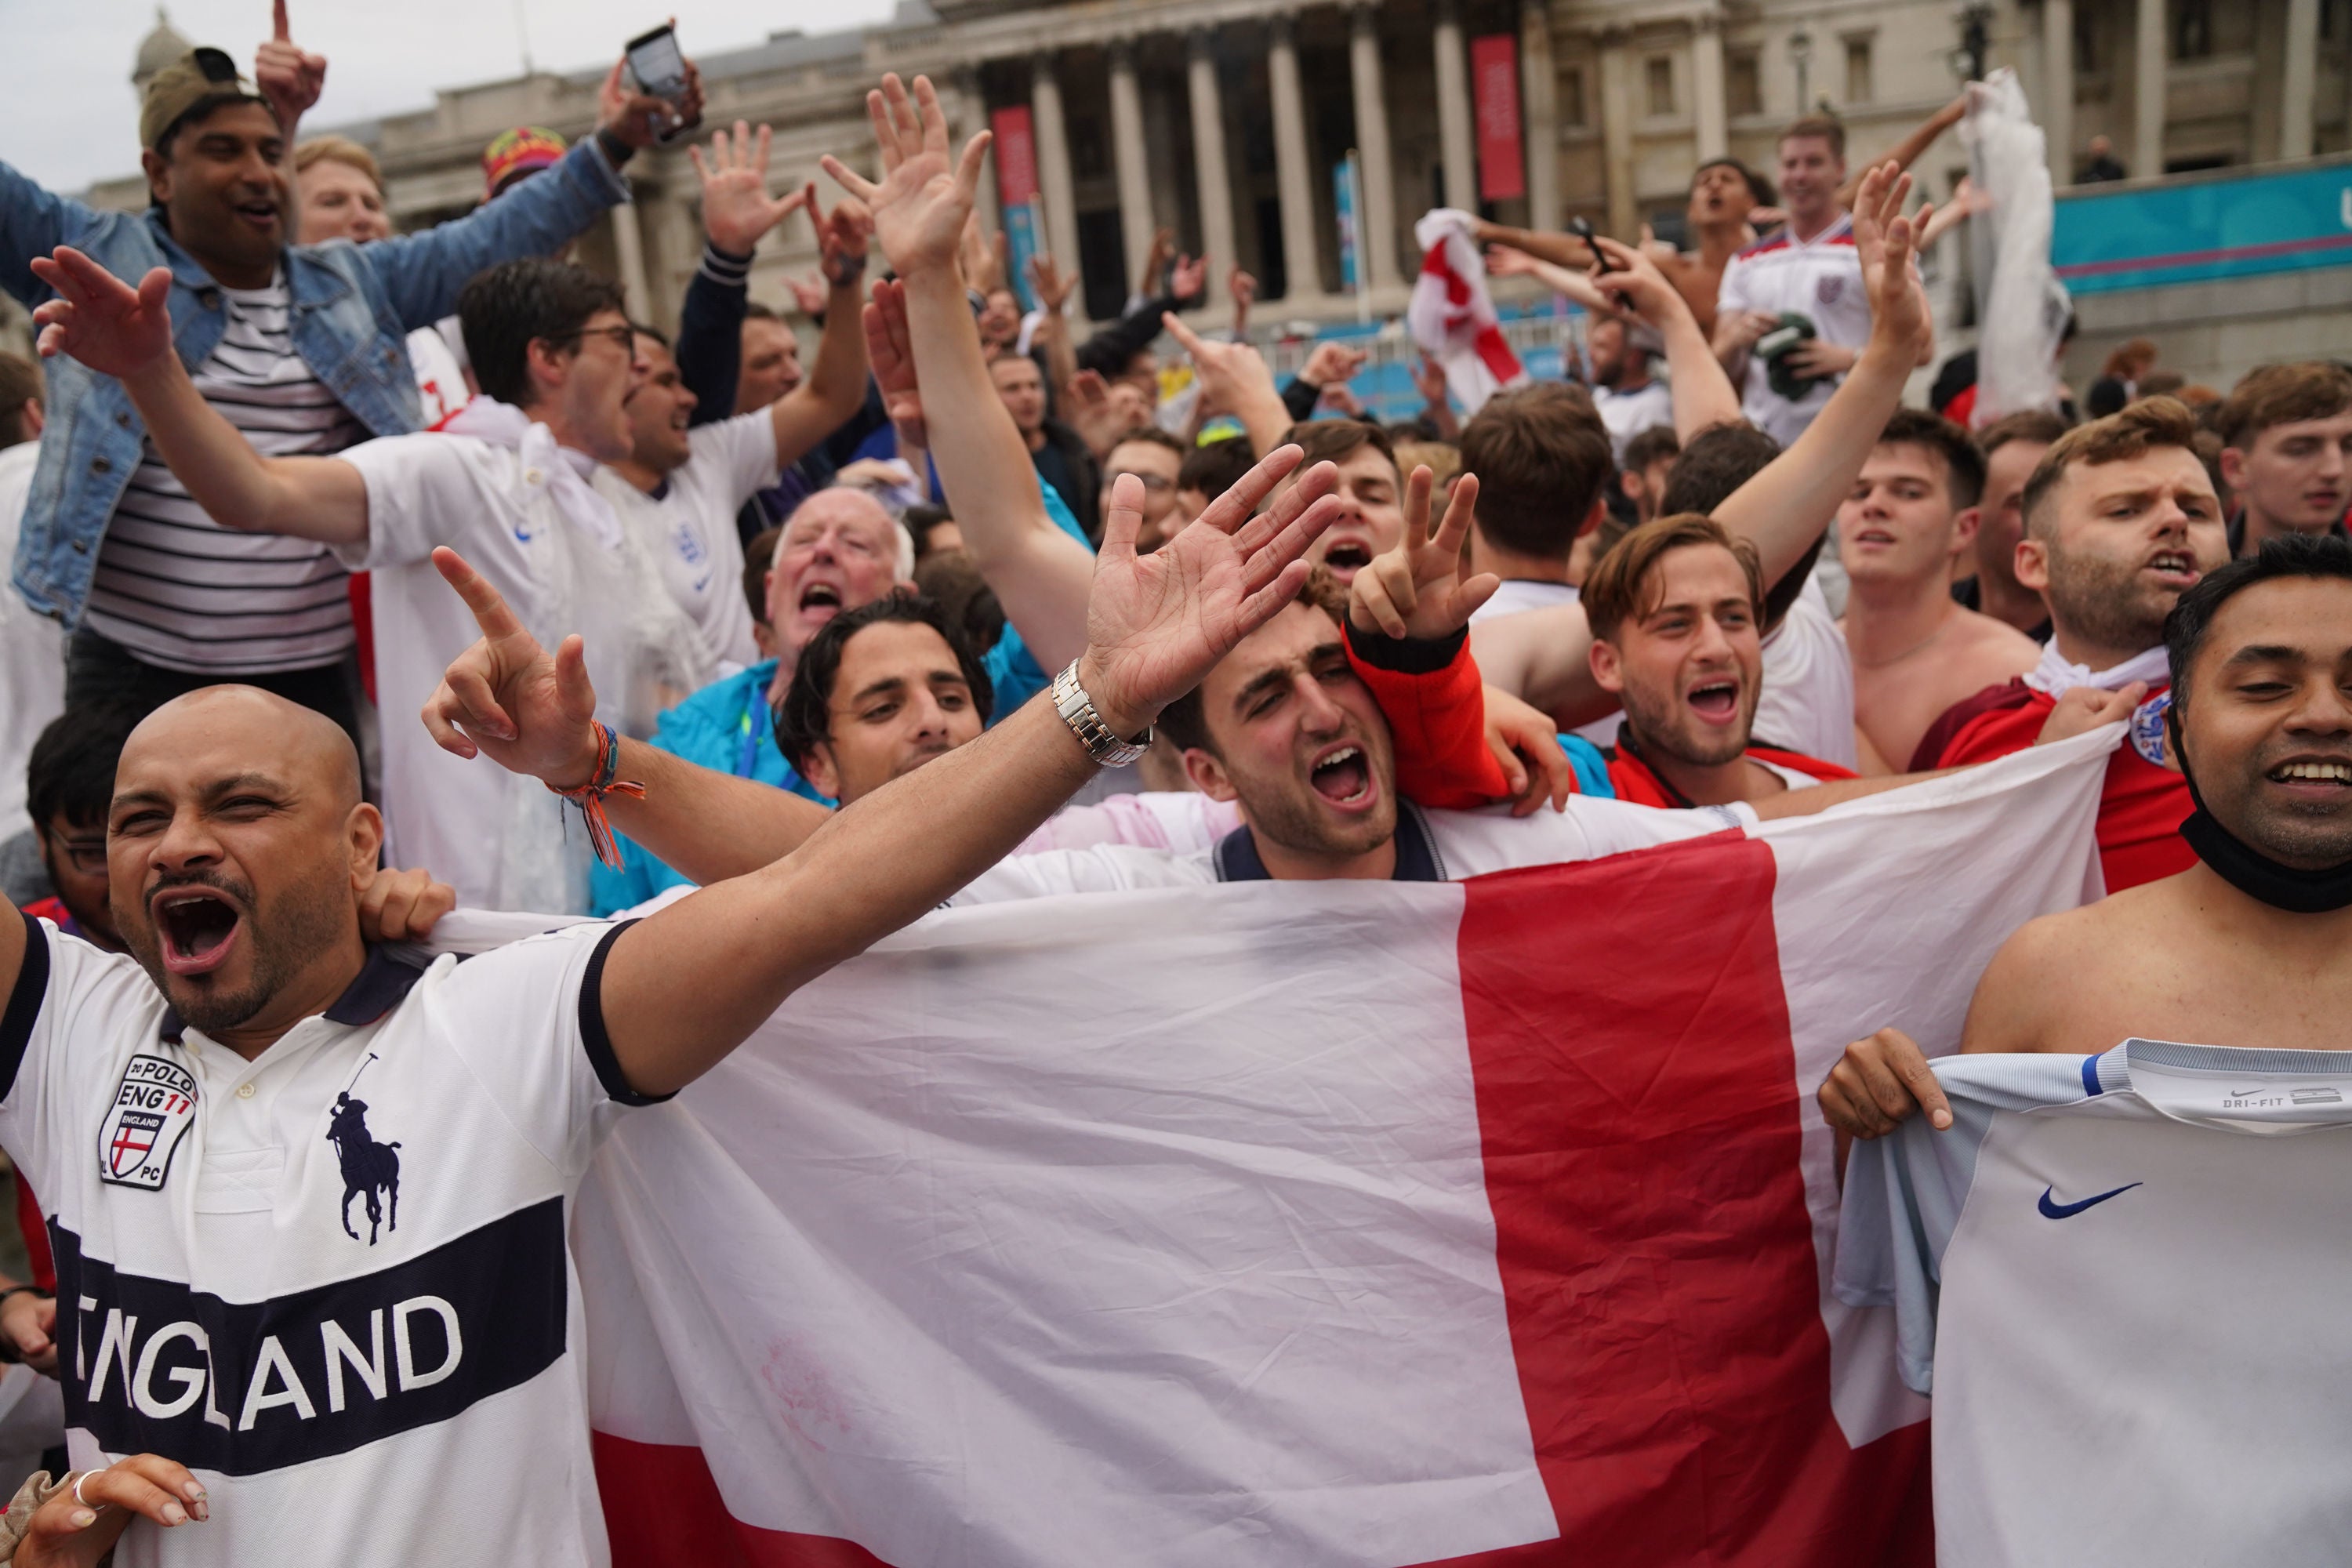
xmin=546 ymin=720 xmax=646 ymax=870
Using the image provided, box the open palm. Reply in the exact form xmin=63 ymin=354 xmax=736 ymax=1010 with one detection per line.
xmin=29 ymin=251 xmax=172 ymax=379
xmin=691 ymin=122 xmax=812 ymax=256
xmin=1853 ymin=163 xmax=1933 ymax=365
xmin=1081 ymin=448 xmax=1343 ymax=734
xmin=821 ymin=74 xmax=986 ymax=281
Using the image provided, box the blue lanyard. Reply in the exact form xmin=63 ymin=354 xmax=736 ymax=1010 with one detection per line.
xmin=735 ymin=697 xmax=767 ymax=779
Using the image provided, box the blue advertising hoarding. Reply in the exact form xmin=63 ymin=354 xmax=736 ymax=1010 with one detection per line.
xmin=2053 ymin=158 xmax=2352 ymax=295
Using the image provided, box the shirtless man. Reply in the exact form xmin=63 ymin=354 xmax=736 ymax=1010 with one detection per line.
xmin=1819 ymin=532 xmax=2352 ymax=1138
xmin=1840 ymin=408 xmax=2042 ymax=768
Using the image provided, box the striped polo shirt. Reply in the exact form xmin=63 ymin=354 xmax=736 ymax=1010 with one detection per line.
xmin=83 ymin=275 xmax=364 ymax=673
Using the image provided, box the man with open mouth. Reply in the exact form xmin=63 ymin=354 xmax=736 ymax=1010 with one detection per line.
xmin=1579 ymin=514 xmax=1859 ymax=808
xmin=0 ymin=26 xmax=677 ymax=747
xmin=0 ymin=82 xmax=1341 ymax=1552
xmin=1838 ymin=408 xmax=2043 ymax=771
xmin=1913 ymin=398 xmax=2231 ymax=891
xmin=1817 ymin=532 xmax=2352 ymax=1566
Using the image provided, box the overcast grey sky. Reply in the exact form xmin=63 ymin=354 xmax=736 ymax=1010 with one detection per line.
xmin=1 ymin=0 xmax=897 ymax=193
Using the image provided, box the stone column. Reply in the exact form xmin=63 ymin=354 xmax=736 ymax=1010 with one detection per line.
xmin=1268 ymin=14 xmax=1327 ymax=298
xmin=1187 ymin=31 xmax=1240 ymax=308
xmin=1598 ymin=28 xmax=1639 ymax=238
xmin=2282 ymin=0 xmax=2321 ymax=159
xmin=1519 ymin=0 xmax=1561 ymax=233
xmin=1434 ymin=0 xmax=1478 ymax=209
xmin=1109 ymin=41 xmax=1160 ymax=295
xmin=1692 ymin=14 xmax=1727 ymax=162
xmin=1348 ymin=3 xmax=1403 ymax=292
xmin=608 ymin=194 xmax=652 ymax=324
xmin=1030 ymin=53 xmax=1083 ymax=284
xmin=2132 ymin=0 xmax=2165 ymax=179
xmin=2043 ymin=0 xmax=2075 ymax=185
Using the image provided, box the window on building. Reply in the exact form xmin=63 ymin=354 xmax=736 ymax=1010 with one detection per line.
xmin=1561 ymin=64 xmax=1588 ymax=126
xmin=1844 ymin=36 xmax=1874 ymax=104
xmin=1069 ymin=114 xmax=1108 ymax=180
xmin=2173 ymin=0 xmax=2213 ymax=58
xmin=1727 ymin=49 xmax=1763 ymax=117
xmin=1646 ymin=55 xmax=1675 ymax=117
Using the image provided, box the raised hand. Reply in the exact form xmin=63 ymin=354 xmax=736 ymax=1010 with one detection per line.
xmin=958 ymin=214 xmax=1006 ymax=293
xmin=28 ymin=252 xmax=173 ymax=380
xmin=1138 ymin=227 xmax=1174 ymax=298
xmin=1483 ymin=243 xmax=1540 ymax=279
xmin=1853 ymin=162 xmax=1934 ymax=366
xmin=1345 ymin=468 xmax=1497 ymax=640
xmin=1062 ymin=368 xmax=1128 ymax=456
xmin=690 ymin=122 xmax=812 ymax=256
xmin=784 ymin=270 xmax=829 ymax=317
xmin=1029 ymin=252 xmax=1075 ymax=314
xmin=815 ymin=195 xmax=875 ymax=285
xmin=1298 ymin=339 xmax=1367 ymax=389
xmin=1410 ymin=353 xmax=1449 ymax=410
xmin=862 ymin=278 xmax=928 ymax=450
xmin=1079 ymin=447 xmax=1343 ymax=736
xmin=255 ymin=0 xmax=326 ymax=133
xmin=1169 ymin=252 xmax=1207 ymax=303
xmin=1160 ymin=311 xmax=1277 ymax=412
xmin=820 ymin=74 xmax=988 ymax=282
xmin=599 ymin=53 xmax=705 ymax=151
xmin=419 ymin=547 xmax=602 ymax=788
xmin=1588 ymin=234 xmax=1686 ymax=325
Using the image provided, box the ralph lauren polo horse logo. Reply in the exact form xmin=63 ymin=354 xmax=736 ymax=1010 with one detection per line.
xmin=327 ymin=1091 xmax=401 ymax=1245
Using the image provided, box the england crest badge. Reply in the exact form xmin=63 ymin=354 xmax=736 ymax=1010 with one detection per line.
xmin=2129 ymin=688 xmax=2172 ymax=768
xmin=97 ymin=1055 xmax=199 ymax=1190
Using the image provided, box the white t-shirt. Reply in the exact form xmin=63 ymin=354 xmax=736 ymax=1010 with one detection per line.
xmin=1754 ymin=575 xmax=1857 ymax=768
xmin=337 ymin=433 xmax=705 ymax=913
xmin=0 ymin=915 xmax=648 ymax=1566
xmin=0 ymin=441 xmax=64 ymax=844
xmin=1835 ymin=1039 xmax=2352 ymax=1567
xmin=1592 ymin=380 xmax=1674 ymax=464
xmin=954 ymin=796 xmax=1753 ymax=903
xmin=592 ymin=411 xmax=777 ymax=677
xmin=407 ymin=323 xmax=471 ymax=428
xmin=85 ymin=274 xmax=363 ymax=673
xmin=1715 ymin=215 xmax=1871 ymax=448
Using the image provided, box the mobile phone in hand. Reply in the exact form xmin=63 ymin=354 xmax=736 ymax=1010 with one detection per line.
xmin=624 ymin=23 xmax=695 ymax=140
xmin=1570 ymin=216 xmax=1615 ymax=273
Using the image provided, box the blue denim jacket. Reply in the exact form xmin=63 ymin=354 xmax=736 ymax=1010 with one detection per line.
xmin=2 ymin=138 xmax=630 ymax=628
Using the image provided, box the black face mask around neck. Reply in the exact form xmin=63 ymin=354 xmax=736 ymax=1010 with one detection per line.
xmin=2167 ymin=703 xmax=2352 ymax=913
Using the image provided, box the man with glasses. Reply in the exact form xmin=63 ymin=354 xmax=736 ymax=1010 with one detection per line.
xmin=27 ymin=250 xmax=707 ymax=914
xmin=1101 ymin=427 xmax=1189 ymax=552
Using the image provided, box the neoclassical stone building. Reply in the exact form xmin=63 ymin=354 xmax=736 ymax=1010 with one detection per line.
xmin=73 ymin=0 xmax=2352 ymax=372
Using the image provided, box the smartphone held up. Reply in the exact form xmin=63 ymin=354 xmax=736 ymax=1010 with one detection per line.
xmin=625 ymin=22 xmax=699 ymax=143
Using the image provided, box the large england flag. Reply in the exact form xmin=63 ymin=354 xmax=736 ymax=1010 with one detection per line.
xmin=575 ymin=731 xmax=2115 ymax=1567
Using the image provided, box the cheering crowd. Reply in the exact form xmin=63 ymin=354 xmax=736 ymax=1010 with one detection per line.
xmin=0 ymin=7 xmax=2348 ymax=1563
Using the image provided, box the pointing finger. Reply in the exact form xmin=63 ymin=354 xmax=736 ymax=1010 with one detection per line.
xmin=274 ymin=0 xmax=291 ymax=42
xmin=430 ymin=546 xmax=528 ymax=643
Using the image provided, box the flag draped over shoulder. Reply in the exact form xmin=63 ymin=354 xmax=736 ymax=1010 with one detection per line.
xmin=577 ymin=732 xmax=2117 ymax=1568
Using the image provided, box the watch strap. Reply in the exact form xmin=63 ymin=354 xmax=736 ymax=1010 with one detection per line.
xmin=1051 ymin=660 xmax=1151 ymax=768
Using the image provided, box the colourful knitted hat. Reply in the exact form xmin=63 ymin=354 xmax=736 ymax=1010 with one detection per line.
xmin=481 ymin=126 xmax=568 ymax=200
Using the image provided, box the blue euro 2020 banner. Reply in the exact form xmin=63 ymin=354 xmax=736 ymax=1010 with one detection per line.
xmin=2053 ymin=158 xmax=2352 ymax=295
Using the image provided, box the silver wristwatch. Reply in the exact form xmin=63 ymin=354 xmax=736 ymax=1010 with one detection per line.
xmin=1051 ymin=659 xmax=1151 ymax=768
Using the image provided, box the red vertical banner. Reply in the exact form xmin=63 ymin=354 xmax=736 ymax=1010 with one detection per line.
xmin=990 ymin=105 xmax=1039 ymax=205
xmin=1472 ymin=34 xmax=1526 ymax=202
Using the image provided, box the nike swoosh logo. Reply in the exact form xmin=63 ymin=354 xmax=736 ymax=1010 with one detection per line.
xmin=2038 ymin=1182 xmax=2142 ymax=1219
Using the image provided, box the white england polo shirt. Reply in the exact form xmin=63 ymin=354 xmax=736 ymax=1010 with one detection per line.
xmin=0 ymin=911 xmax=660 ymax=1566
xmin=1714 ymin=214 xmax=1869 ymax=448
xmin=1834 ymin=1040 xmax=2352 ymax=1566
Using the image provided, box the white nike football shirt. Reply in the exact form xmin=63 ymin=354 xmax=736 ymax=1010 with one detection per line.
xmin=1835 ymin=1040 xmax=2352 ymax=1566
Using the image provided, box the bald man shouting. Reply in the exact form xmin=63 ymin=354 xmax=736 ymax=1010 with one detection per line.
xmin=0 ymin=378 xmax=1334 ymax=1568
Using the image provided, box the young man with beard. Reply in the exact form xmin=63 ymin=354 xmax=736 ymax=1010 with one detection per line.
xmin=2216 ymin=361 xmax=2352 ymax=557
xmin=1817 ymin=537 xmax=2352 ymax=1565
xmin=1712 ymin=118 xmax=1871 ymax=448
xmin=1584 ymin=316 xmax=1674 ymax=463
xmin=1911 ymin=398 xmax=2229 ymax=889
xmin=1579 ymin=514 xmax=1857 ymax=806
xmin=31 ymin=251 xmax=706 ymax=914
xmin=1471 ymin=165 xmax=1931 ymax=773
xmin=1840 ymin=408 xmax=2043 ymax=769
xmin=0 ymin=204 xmax=1335 ymax=1561
xmin=2 ymin=36 xmax=685 ymax=733
xmin=1951 ymin=410 xmax=2065 ymax=640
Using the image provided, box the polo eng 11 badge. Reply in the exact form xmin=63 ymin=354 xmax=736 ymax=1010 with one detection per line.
xmin=98 ymin=1055 xmax=199 ymax=1190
